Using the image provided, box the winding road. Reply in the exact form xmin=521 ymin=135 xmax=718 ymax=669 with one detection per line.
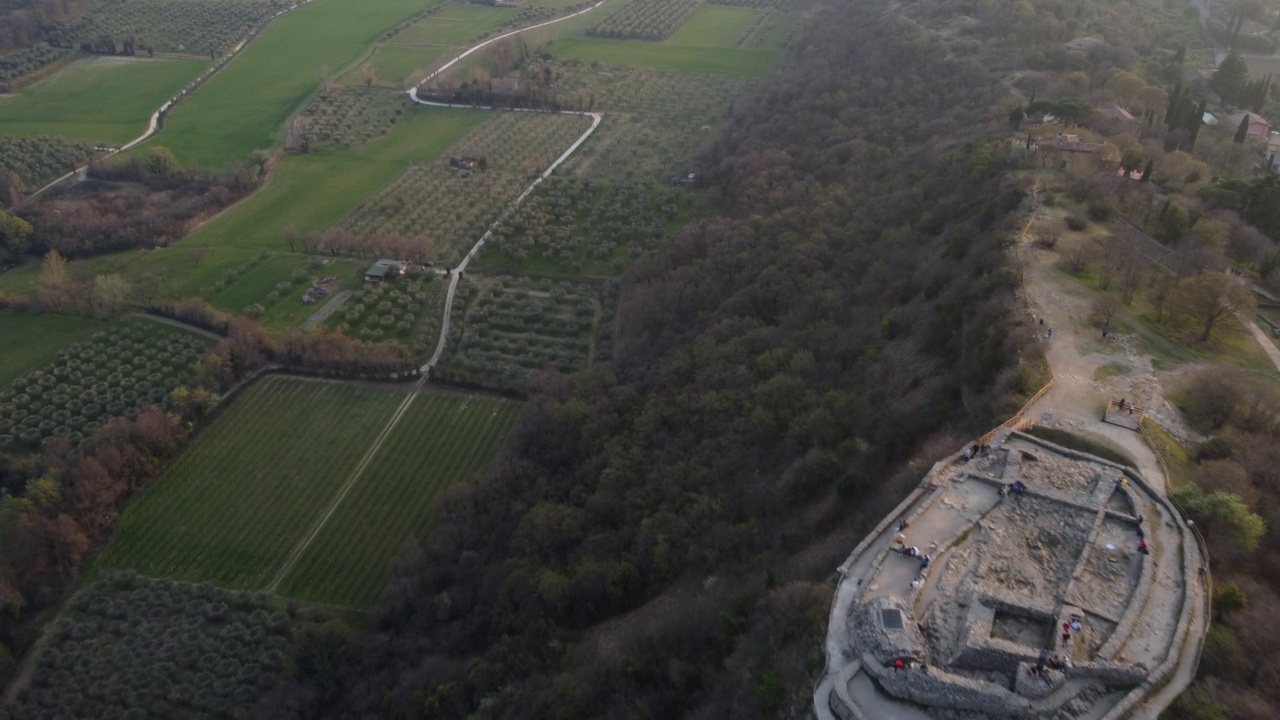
xmin=20 ymin=0 xmax=611 ymax=377
xmin=22 ymin=0 xmax=321 ymax=204
xmin=404 ymin=1 xmax=609 ymax=373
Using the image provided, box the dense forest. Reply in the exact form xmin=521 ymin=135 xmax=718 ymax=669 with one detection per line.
xmin=252 ymin=1 xmax=1037 ymax=717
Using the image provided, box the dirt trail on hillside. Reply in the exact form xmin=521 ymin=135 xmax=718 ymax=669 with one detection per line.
xmin=1016 ymin=199 xmax=1202 ymax=494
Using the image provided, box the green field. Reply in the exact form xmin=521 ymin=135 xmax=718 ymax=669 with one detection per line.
xmin=94 ymin=377 xmax=403 ymax=589
xmin=367 ymin=44 xmax=454 ymax=88
xmin=277 ymin=391 xmax=521 ymax=607
xmin=359 ymin=5 xmax=516 ymax=87
xmin=0 ymin=57 xmax=208 ymax=144
xmin=396 ymin=5 xmax=516 ymax=45
xmin=0 ymin=311 xmax=105 ymax=387
xmin=142 ymin=0 xmax=446 ymax=168
xmin=666 ymin=6 xmax=758 ymax=47
xmin=181 ymin=107 xmax=485 ymax=249
xmin=549 ymin=37 xmax=778 ymax=76
xmin=93 ymin=376 xmax=520 ymax=609
xmin=0 ymin=108 xmax=487 ymax=315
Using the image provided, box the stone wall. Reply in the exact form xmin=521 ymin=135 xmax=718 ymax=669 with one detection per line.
xmin=865 ymin=653 xmax=1034 ymax=717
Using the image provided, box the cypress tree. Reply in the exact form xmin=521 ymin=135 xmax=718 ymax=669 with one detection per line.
xmin=1188 ymin=100 xmax=1207 ymax=150
xmin=1166 ymin=81 xmax=1183 ymax=126
xmin=1210 ymin=51 xmax=1250 ymax=106
xmin=1235 ymin=114 xmax=1251 ymax=143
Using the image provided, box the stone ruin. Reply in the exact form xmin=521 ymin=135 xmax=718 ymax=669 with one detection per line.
xmin=819 ymin=431 xmax=1207 ymax=720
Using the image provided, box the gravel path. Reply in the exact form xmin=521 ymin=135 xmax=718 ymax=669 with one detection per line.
xmin=404 ymin=2 xmax=608 ymax=374
xmin=1016 ymin=200 xmax=1204 ymax=494
xmin=301 ymin=290 xmax=352 ymax=330
xmin=1246 ymin=319 xmax=1280 ymax=373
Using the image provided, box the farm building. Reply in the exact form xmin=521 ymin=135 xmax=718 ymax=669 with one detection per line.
xmin=364 ymin=259 xmax=408 ymax=283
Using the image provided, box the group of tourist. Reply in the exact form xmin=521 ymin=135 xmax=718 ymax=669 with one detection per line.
xmin=1027 ymin=650 xmax=1071 ymax=685
xmin=999 ymin=479 xmax=1028 ymax=498
xmin=1114 ymin=480 xmax=1151 ymax=556
xmin=893 ymin=520 xmax=933 ymax=589
xmin=1134 ymin=513 xmax=1150 ymax=555
xmin=1061 ymin=615 xmax=1083 ymax=645
xmin=961 ymin=442 xmax=992 ymax=461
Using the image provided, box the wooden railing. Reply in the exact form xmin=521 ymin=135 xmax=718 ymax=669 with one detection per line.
xmin=977 ymin=377 xmax=1055 ymax=446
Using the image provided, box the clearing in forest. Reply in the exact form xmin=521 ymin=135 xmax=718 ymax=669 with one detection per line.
xmin=92 ymin=376 xmax=518 ymax=609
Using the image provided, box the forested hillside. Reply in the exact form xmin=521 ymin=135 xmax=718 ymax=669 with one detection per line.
xmin=263 ymin=0 xmax=1038 ymax=716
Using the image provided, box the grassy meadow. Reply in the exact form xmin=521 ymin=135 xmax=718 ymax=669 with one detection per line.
xmin=666 ymin=6 xmax=758 ymax=47
xmin=542 ymin=4 xmax=789 ymax=76
xmin=0 ymin=311 xmax=105 ymax=387
xmin=358 ymin=5 xmax=516 ymax=87
xmin=182 ymin=107 xmax=485 ymax=249
xmin=0 ymin=57 xmax=208 ymax=144
xmin=141 ymin=0 xmax=447 ymax=167
xmin=0 ymin=108 xmax=484 ymax=320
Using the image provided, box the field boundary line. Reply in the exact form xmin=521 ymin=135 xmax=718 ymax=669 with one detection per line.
xmin=267 ymin=376 xmax=425 ymax=592
xmin=21 ymin=0 xmax=323 ymax=205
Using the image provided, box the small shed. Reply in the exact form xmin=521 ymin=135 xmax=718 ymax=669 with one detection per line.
xmin=364 ymin=259 xmax=408 ymax=283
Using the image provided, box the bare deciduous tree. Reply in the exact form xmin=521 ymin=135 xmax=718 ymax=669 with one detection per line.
xmin=1172 ymin=272 xmax=1255 ymax=342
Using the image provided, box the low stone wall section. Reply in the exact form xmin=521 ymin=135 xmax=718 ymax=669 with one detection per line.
xmin=864 ymin=652 xmax=1034 ymax=717
xmin=829 ymin=660 xmax=862 ymax=720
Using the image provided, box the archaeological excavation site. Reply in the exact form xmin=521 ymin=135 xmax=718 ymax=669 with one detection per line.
xmin=817 ymin=431 xmax=1208 ymax=720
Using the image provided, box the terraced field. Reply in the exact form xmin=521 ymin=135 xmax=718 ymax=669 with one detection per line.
xmin=93 ymin=375 xmax=520 ymax=609
xmin=277 ymin=392 xmax=520 ymax=607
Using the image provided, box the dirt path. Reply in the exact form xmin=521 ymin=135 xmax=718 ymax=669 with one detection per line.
xmin=1016 ymin=197 xmax=1205 ymax=494
xmin=1016 ymin=190 xmax=1214 ymax=719
xmin=133 ymin=312 xmax=224 ymax=341
xmin=301 ymin=290 xmax=352 ymax=330
xmin=21 ymin=0 xmax=321 ymax=205
xmin=1246 ymin=320 xmax=1280 ymax=372
xmin=266 ymin=375 xmax=426 ymax=592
